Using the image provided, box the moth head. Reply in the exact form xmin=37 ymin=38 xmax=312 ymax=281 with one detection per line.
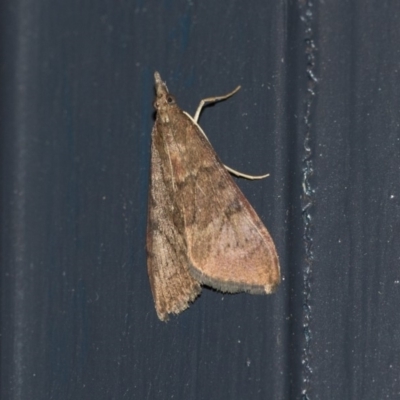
xmin=153 ymin=72 xmax=177 ymax=121
xmin=153 ymin=94 xmax=176 ymax=109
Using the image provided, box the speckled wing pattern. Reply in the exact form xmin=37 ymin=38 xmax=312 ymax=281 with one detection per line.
xmin=147 ymin=121 xmax=201 ymax=321
xmin=147 ymin=72 xmax=280 ymax=321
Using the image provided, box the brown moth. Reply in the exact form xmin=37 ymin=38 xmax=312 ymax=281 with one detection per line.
xmin=147 ymin=72 xmax=280 ymax=321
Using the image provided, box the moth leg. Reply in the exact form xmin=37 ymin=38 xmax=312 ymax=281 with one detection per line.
xmin=191 ymin=86 xmax=269 ymax=180
xmin=224 ymin=165 xmax=270 ymax=180
xmin=193 ymin=86 xmax=241 ymax=123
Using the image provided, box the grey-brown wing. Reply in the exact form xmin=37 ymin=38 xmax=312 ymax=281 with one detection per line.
xmin=169 ymin=114 xmax=280 ymax=295
xmin=146 ymin=126 xmax=201 ymax=321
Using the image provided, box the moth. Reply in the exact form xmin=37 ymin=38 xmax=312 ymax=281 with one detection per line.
xmin=147 ymin=72 xmax=280 ymax=321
